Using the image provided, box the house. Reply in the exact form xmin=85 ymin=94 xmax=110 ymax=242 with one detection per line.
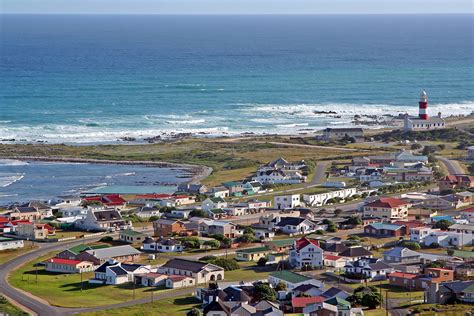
xmin=141 ymin=237 xmax=184 ymax=253
xmin=158 ymin=258 xmax=224 ymax=284
xmin=222 ymin=204 xmax=247 ymax=217
xmin=253 ymin=169 xmax=306 ymax=185
xmin=242 ymin=181 xmax=263 ymax=194
xmin=165 ymin=275 xmax=196 ymax=289
xmin=264 ymin=238 xmax=296 ymax=252
xmin=389 ymin=268 xmax=454 ymax=290
xmin=362 ymin=197 xmax=411 ymax=220
xmin=201 ymin=197 xmax=228 ymax=212
xmin=82 ymin=194 xmax=127 ymax=208
xmin=200 ymin=220 xmax=239 ymax=238
xmin=89 ymin=260 xmax=150 ymax=285
xmin=292 ymin=283 xmax=325 ymax=298
xmin=222 ymin=181 xmax=244 ymax=196
xmin=289 ymin=237 xmax=324 ymax=269
xmin=58 ymin=207 xmax=88 ymax=218
xmin=45 ymin=258 xmax=95 ymax=274
xmin=169 ymin=208 xmax=193 ymax=219
xmin=364 ymin=222 xmax=407 ymax=237
xmin=427 ymin=280 xmax=474 ymax=304
xmin=259 ymin=157 xmax=306 ymax=172
xmin=119 ymin=230 xmax=147 ymax=244
xmin=209 ymin=186 xmax=230 ymax=199
xmin=275 ymin=217 xmax=316 ymax=235
xmin=322 ymin=128 xmax=363 ymax=141
xmin=383 ymin=247 xmax=420 ymax=264
xmin=274 ymin=194 xmax=301 ymax=209
xmin=461 ymin=207 xmax=474 ymax=223
xmin=135 ymin=272 xmax=168 ymax=287
xmin=0 ymin=237 xmax=24 ymax=251
xmin=339 ymin=247 xmax=373 ymax=262
xmin=268 ymin=270 xmax=322 ymax=290
xmin=344 ymin=258 xmax=394 ymax=280
xmin=16 ymin=222 xmax=55 ymax=240
xmin=7 ymin=207 xmax=43 ymax=222
xmin=439 ymin=175 xmax=474 ymax=192
xmin=324 ymin=242 xmax=349 ymax=256
xmin=76 ymin=245 xmax=141 ymax=265
xmin=74 ymin=208 xmax=126 ymax=231
xmin=55 ymin=244 xmax=110 ymax=260
xmin=235 ymin=246 xmax=272 ymax=262
xmin=135 ymin=206 xmax=161 ymax=219
xmin=324 ymin=254 xmax=348 ymax=269
xmin=205 ymin=208 xmax=227 ymax=219
xmin=292 ymin=296 xmax=325 ymax=313
xmin=321 ymin=287 xmax=350 ymax=300
xmin=303 ymin=188 xmax=357 ymax=207
xmin=153 ymin=219 xmax=187 ymax=237
xmin=254 ymin=229 xmax=275 ymax=241
xmin=177 ymin=183 xmax=208 ymax=195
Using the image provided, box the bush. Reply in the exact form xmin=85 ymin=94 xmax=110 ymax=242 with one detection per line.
xmin=204 ymin=240 xmax=221 ymax=249
xmin=182 ymin=237 xmax=201 ymax=249
xmin=148 ymin=216 xmax=160 ymax=222
xmin=211 ymin=258 xmax=240 ymax=271
xmin=257 ymin=257 xmax=268 ymax=267
xmin=429 ymin=242 xmax=440 ymax=249
xmin=434 ymin=219 xmax=453 ymax=231
xmin=275 ymin=281 xmax=287 ymax=291
xmin=199 ymin=255 xmax=217 ymax=262
xmin=99 ymin=236 xmax=113 ymax=242
xmin=401 ymin=241 xmax=421 ymax=250
xmin=254 ymin=283 xmax=277 ymax=302
xmin=237 ymin=233 xmax=256 ymax=244
xmin=187 ymin=307 xmax=201 ymax=316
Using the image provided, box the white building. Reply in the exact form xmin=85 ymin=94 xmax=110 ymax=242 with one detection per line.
xmin=253 ymin=170 xmax=306 ymax=185
xmin=344 ymin=258 xmax=394 ymax=281
xmin=275 ymin=217 xmax=316 ymax=235
xmin=303 ymin=188 xmax=357 ymax=207
xmin=201 ymin=197 xmax=228 ymax=212
xmin=274 ymin=194 xmax=301 ymax=210
xmin=0 ymin=237 xmax=24 ymax=251
xmin=403 ymin=91 xmax=445 ymax=132
xmin=141 ymin=237 xmax=184 ymax=253
xmin=89 ymin=260 xmax=151 ymax=285
xmin=289 ymin=237 xmax=324 ymax=269
xmin=74 ymin=208 xmax=125 ymax=231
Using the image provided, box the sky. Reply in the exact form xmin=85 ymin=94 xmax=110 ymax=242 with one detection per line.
xmin=1 ymin=0 xmax=472 ymax=15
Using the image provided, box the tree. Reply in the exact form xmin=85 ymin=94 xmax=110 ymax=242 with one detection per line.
xmin=187 ymin=307 xmax=201 ymax=316
xmin=237 ymin=233 xmax=256 ymax=244
xmin=348 ymin=286 xmax=382 ymax=309
xmin=425 ymin=260 xmax=446 ymax=268
xmin=148 ymin=215 xmax=160 ymax=222
xmin=99 ymin=236 xmax=113 ymax=242
xmin=429 ymin=242 xmax=440 ymax=249
xmin=344 ymin=216 xmax=362 ymax=226
xmin=411 ymin=143 xmax=422 ymax=150
xmin=254 ymin=283 xmax=277 ymax=302
xmin=190 ymin=209 xmax=207 ymax=218
xmin=204 ymin=240 xmax=221 ymax=249
xmin=221 ymin=237 xmax=232 ymax=248
xmin=182 ymin=237 xmax=201 ymax=249
xmin=275 ymin=282 xmax=287 ymax=291
xmin=243 ymin=226 xmax=255 ymax=235
xmin=434 ymin=219 xmax=453 ymax=231
xmin=361 ymin=291 xmax=382 ymax=309
xmin=401 ymin=241 xmax=421 ymax=251
xmin=257 ymin=257 xmax=268 ymax=267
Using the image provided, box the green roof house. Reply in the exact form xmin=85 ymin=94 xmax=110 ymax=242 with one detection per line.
xmin=235 ymin=246 xmax=271 ymax=262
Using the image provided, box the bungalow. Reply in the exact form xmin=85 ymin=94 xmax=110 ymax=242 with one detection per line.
xmin=82 ymin=195 xmax=127 ymax=208
xmin=461 ymin=207 xmax=474 ymax=223
xmin=264 ymin=238 xmax=295 ymax=252
xmin=268 ymin=270 xmax=322 ymax=290
xmin=200 ymin=220 xmax=239 ymax=238
xmin=119 ymin=230 xmax=147 ymax=244
xmin=76 ymin=245 xmax=141 ymax=265
xmin=169 ymin=209 xmax=193 ymax=219
xmin=135 ymin=272 xmax=168 ymax=287
xmin=292 ymin=296 xmax=325 ymax=313
xmin=165 ymin=275 xmax=195 ymax=289
xmin=383 ymin=247 xmax=420 ymax=264
xmin=56 ymin=244 xmax=110 ymax=260
xmin=7 ymin=207 xmax=43 ymax=222
xmin=275 ymin=217 xmax=316 ymax=235
xmin=201 ymin=197 xmax=228 ymax=212
xmin=364 ymin=222 xmax=407 ymax=237
xmin=222 ymin=205 xmax=247 ymax=217
xmin=324 ymin=254 xmax=348 ymax=269
xmin=235 ymin=246 xmax=272 ymax=262
xmin=172 ymin=195 xmax=196 ymax=206
xmin=253 ymin=169 xmax=306 ymax=185
xmin=141 ymin=236 xmax=184 ymax=253
xmin=321 ymin=287 xmax=350 ymax=300
xmin=177 ymin=183 xmax=208 ymax=195
xmin=135 ymin=206 xmax=161 ymax=219
xmin=209 ymin=186 xmax=230 ymax=199
xmin=427 ymin=280 xmax=474 ymax=304
xmin=74 ymin=208 xmax=126 ymax=232
xmin=0 ymin=237 xmax=24 ymax=251
xmin=274 ymin=194 xmax=301 ymax=210
xmin=344 ymin=258 xmax=394 ymax=280
xmin=158 ymin=258 xmax=225 ymax=284
xmin=153 ymin=219 xmax=188 ymax=237
xmin=254 ymin=229 xmax=275 ymax=241
xmin=292 ymin=284 xmax=325 ymax=298
xmin=205 ymin=208 xmax=227 ymax=219
xmin=242 ymin=181 xmax=263 ymax=194
xmin=362 ymin=197 xmax=411 ymax=220
xmin=439 ymin=175 xmax=474 ymax=192
xmin=89 ymin=260 xmax=150 ymax=285
xmin=289 ymin=237 xmax=324 ymax=269
xmin=45 ymin=258 xmax=95 ymax=274
xmin=303 ymin=188 xmax=357 ymax=207
xmin=339 ymin=247 xmax=373 ymax=262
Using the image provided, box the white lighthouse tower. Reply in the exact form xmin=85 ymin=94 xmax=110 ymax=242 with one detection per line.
xmin=418 ymin=90 xmax=428 ymax=120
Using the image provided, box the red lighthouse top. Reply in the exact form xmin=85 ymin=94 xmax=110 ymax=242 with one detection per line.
xmin=419 ymin=90 xmax=428 ymax=120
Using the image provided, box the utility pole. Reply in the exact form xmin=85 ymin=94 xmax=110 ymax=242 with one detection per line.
xmin=385 ymin=291 xmax=388 ymax=316
xmin=80 ymin=271 xmax=83 ymax=292
xmin=35 ymin=262 xmax=38 ymax=283
xmin=133 ymin=281 xmax=136 ymax=300
xmin=151 ymin=287 xmax=154 ymax=303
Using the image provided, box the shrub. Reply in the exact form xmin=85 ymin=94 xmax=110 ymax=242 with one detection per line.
xmin=99 ymin=236 xmax=113 ymax=242
xmin=199 ymin=255 xmax=217 ymax=262
xmin=211 ymin=258 xmax=240 ymax=271
xmin=257 ymin=257 xmax=268 ymax=267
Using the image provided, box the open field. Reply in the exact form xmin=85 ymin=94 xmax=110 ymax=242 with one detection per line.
xmin=0 ymin=295 xmax=29 ymax=316
xmin=0 ymin=241 xmax=37 ymax=265
xmin=79 ymin=295 xmax=201 ymax=316
xmin=346 ymin=281 xmax=425 ymax=301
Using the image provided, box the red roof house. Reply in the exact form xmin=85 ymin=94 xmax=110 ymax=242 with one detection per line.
xmin=292 ymin=296 xmax=325 ymax=312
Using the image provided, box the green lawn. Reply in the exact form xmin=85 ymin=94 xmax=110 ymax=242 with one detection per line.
xmin=225 ymin=261 xmax=274 ymax=282
xmin=0 ymin=296 xmax=29 ymax=316
xmin=346 ymin=281 xmax=425 ymax=300
xmin=0 ymin=241 xmax=37 ymax=265
xmin=79 ymin=295 xmax=201 ymax=316
xmin=9 ymin=252 xmax=174 ymax=308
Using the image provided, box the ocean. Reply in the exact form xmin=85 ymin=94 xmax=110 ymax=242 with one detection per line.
xmin=0 ymin=159 xmax=191 ymax=205
xmin=0 ymin=14 xmax=473 ymax=143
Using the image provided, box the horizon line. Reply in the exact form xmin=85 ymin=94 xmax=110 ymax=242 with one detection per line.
xmin=1 ymin=12 xmax=472 ymax=15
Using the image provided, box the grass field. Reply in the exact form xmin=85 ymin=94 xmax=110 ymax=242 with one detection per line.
xmin=346 ymin=281 xmax=425 ymax=300
xmin=0 ymin=295 xmax=29 ymax=316
xmin=79 ymin=295 xmax=201 ymax=316
xmin=0 ymin=241 xmax=37 ymax=265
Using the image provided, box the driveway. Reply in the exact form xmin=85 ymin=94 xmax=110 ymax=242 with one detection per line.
xmin=436 ymin=156 xmax=465 ymax=175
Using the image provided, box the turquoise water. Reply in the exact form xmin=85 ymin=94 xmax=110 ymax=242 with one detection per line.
xmin=1 ymin=14 xmax=473 ymax=142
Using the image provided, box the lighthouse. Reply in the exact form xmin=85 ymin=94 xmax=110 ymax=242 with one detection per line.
xmin=419 ymin=90 xmax=428 ymax=120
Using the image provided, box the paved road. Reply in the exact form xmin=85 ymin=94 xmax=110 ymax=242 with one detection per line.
xmin=436 ymin=156 xmax=465 ymax=175
xmin=310 ymin=161 xmax=331 ymax=186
